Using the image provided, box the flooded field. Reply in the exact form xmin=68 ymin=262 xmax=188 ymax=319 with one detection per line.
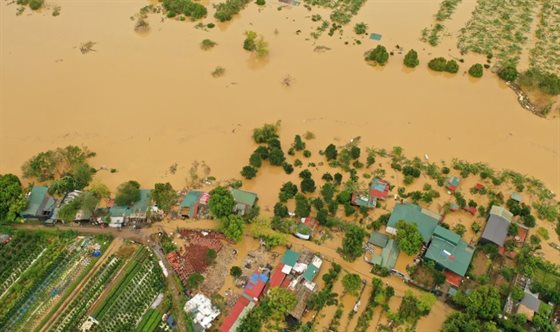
xmin=1 ymin=0 xmax=559 ymax=197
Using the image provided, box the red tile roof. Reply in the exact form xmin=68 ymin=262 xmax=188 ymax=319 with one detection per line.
xmin=244 ymin=273 xmax=268 ymax=300
xmin=219 ymin=296 xmax=250 ymax=332
xmin=370 ymin=179 xmax=390 ymax=199
xmin=444 ymin=270 xmax=463 ymax=288
xmin=269 ymin=264 xmax=286 ymax=289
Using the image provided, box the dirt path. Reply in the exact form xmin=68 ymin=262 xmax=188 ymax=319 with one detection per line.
xmin=39 ymin=238 xmax=123 ymax=332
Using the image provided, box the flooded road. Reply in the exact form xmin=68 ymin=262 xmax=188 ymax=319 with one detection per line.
xmin=0 ymin=0 xmax=559 ymax=195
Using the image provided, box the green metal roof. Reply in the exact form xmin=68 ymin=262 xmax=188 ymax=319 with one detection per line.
xmin=387 ymin=203 xmax=440 ymax=243
xmin=21 ymin=186 xmax=49 ymax=216
xmin=180 ymin=191 xmax=203 ymax=209
xmin=110 ymin=189 xmax=151 ymax=217
xmin=353 ymin=194 xmax=376 ymax=208
xmin=433 ymin=226 xmax=461 ymax=245
xmin=303 ymin=264 xmax=319 ymax=282
xmin=368 ymin=232 xmax=388 ymax=247
xmin=231 ymin=189 xmax=257 ymax=207
xmin=371 ymin=239 xmax=400 ymax=270
xmin=424 ymin=235 xmax=474 ymax=277
xmin=280 ymin=250 xmax=300 ymax=267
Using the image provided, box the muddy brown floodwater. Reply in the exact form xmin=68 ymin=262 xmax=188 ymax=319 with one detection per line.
xmin=1 ymin=0 xmax=559 ymax=195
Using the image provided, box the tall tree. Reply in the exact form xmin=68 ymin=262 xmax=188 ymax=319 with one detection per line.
xmin=0 ymin=174 xmax=27 ymax=222
xmin=115 ymin=180 xmax=141 ymax=206
xmin=152 ymin=182 xmax=178 ymax=213
xmin=396 ymin=220 xmax=423 ymax=255
xmin=221 ymin=214 xmax=245 ymax=242
xmin=208 ymin=186 xmax=235 ymax=218
xmin=339 ymin=225 xmax=367 ymax=261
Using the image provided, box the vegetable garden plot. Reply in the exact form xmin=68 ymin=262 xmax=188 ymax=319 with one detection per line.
xmin=50 ymin=256 xmax=123 ymax=332
xmin=529 ymin=0 xmax=560 ymax=74
xmin=92 ymin=247 xmax=165 ymax=331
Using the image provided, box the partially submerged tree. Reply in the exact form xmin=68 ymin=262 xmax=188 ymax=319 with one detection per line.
xmin=403 ymin=49 xmax=420 ymax=68
xmin=339 ymin=225 xmax=367 ymax=261
xmin=342 ymin=273 xmax=362 ymax=295
xmin=221 ymin=214 xmax=244 ymax=242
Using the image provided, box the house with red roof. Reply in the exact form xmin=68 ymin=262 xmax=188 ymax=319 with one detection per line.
xmin=351 ymin=178 xmax=390 ymax=209
xmin=219 ymin=272 xmax=268 ymax=332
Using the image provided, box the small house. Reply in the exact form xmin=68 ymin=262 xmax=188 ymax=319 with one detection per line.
xmin=446 ymin=176 xmax=460 ymax=192
xmin=294 ymin=217 xmax=317 ymax=240
xmin=423 ymin=226 xmax=474 ymax=285
xmin=230 ymin=189 xmax=258 ymax=216
xmin=386 ymin=203 xmax=440 ymax=243
xmin=108 ymin=189 xmax=152 ymax=227
xmin=184 ymin=293 xmax=220 ymax=330
xmin=351 ymin=178 xmax=390 ymax=209
xmin=370 ymin=239 xmax=400 ymax=270
xmin=517 ymin=290 xmax=542 ymax=321
xmin=480 ymin=205 xmax=512 ymax=247
xmin=180 ymin=191 xmax=209 ymax=219
xmin=20 ymin=186 xmax=56 ymax=220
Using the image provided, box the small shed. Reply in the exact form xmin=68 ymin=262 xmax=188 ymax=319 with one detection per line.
xmin=446 ymin=176 xmax=460 ymax=191
xmin=511 ymin=192 xmax=523 ymax=203
xmin=231 ymin=189 xmax=258 ymax=216
xmin=368 ymin=232 xmax=388 ymax=248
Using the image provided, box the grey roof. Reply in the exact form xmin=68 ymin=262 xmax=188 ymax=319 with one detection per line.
xmin=481 ymin=206 xmax=512 ymax=246
xmin=481 ymin=215 xmax=510 ymax=246
xmin=520 ymin=291 xmax=541 ymax=312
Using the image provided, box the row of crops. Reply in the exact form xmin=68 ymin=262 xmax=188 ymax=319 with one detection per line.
xmin=0 ymin=231 xmax=112 ymax=332
xmin=91 ymin=247 xmax=165 ymax=331
xmin=0 ymin=231 xmax=49 ymax=297
xmin=50 ymin=256 xmax=124 ymax=332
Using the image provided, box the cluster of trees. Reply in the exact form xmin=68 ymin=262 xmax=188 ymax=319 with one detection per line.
xmin=22 ymin=146 xmax=97 ymax=196
xmin=16 ymin=0 xmax=44 ymax=10
xmin=162 ymin=0 xmax=207 ymax=19
xmin=58 ymin=191 xmax=100 ymax=223
xmin=506 ymin=198 xmax=536 ymax=227
xmin=237 ymin=287 xmax=296 ymax=330
xmin=214 ymin=0 xmax=250 ymax=22
xmin=403 ymin=49 xmax=420 ymax=68
xmin=207 ymin=187 xmax=245 ymax=243
xmin=428 ymin=57 xmax=459 ymax=73
xmin=354 ymin=22 xmax=367 ymax=35
xmin=498 ymin=65 xmax=518 ymax=82
xmin=365 ymin=45 xmax=389 ymax=66
xmin=0 ymin=174 xmax=28 ymax=223
xmin=392 ymin=290 xmax=436 ymax=326
xmin=306 ymin=263 xmax=341 ymax=311
xmin=115 ymin=180 xmax=141 ymax=206
xmin=152 ymin=182 xmax=178 ymax=213
xmin=242 ymin=122 xmax=288 ymax=179
xmin=519 ymin=68 xmax=560 ymax=96
xmin=243 ymin=31 xmax=269 ymax=58
xmin=442 ymin=284 xmax=555 ymax=332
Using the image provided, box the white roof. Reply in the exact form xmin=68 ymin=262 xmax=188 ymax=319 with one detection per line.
xmin=184 ymin=293 xmax=220 ymax=328
xmin=281 ymin=265 xmax=292 ymax=274
xmin=311 ymin=256 xmax=323 ymax=268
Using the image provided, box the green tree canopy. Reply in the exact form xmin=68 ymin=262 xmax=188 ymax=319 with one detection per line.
xmin=342 ymin=273 xmax=362 ymax=295
xmin=152 ymin=182 xmax=178 ymax=213
xmin=115 ymin=180 xmax=141 ymax=206
xmin=340 ymin=225 xmax=367 ymax=261
xmin=325 ymin=144 xmax=338 ymax=161
xmin=468 ymin=63 xmax=484 ymax=78
xmin=295 ymin=193 xmax=310 ymax=218
xmin=267 ymin=287 xmax=297 ymax=322
xmin=403 ymin=49 xmax=420 ymax=68
xmin=396 ymin=220 xmax=423 ymax=255
xmin=208 ymin=186 xmax=235 ymax=218
xmin=187 ymin=272 xmax=204 ymax=290
xmin=0 ymin=174 xmax=27 ymax=222
xmin=230 ymin=266 xmax=242 ymax=278
xmin=498 ymin=65 xmax=518 ymax=82
xmin=252 ymin=121 xmax=280 ymax=143
xmin=221 ymin=214 xmax=245 ymax=242
xmin=365 ymin=45 xmax=389 ymax=66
